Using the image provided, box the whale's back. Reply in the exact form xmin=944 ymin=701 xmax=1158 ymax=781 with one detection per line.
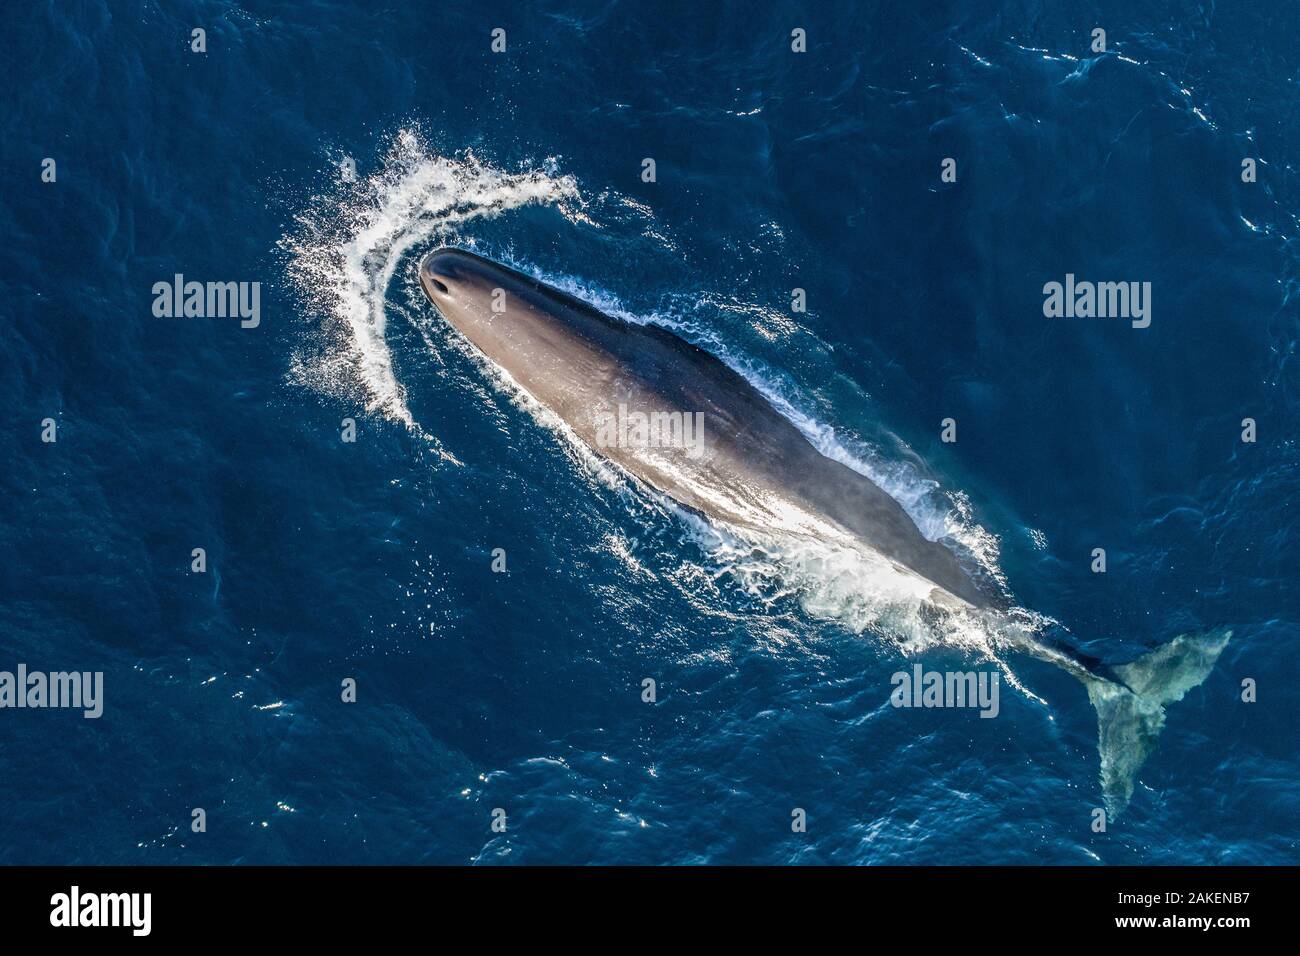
xmin=419 ymin=248 xmax=989 ymax=608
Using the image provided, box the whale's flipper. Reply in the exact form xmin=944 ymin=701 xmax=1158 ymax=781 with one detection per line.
xmin=1081 ymin=629 xmax=1231 ymax=817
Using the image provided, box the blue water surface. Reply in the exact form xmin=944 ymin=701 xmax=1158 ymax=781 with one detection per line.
xmin=1 ymin=0 xmax=1297 ymax=864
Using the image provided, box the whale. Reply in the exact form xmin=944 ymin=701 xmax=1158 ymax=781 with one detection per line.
xmin=417 ymin=246 xmax=1229 ymax=816
xmin=419 ymin=247 xmax=988 ymax=607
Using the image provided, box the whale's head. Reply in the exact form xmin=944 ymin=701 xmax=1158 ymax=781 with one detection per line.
xmin=417 ymin=247 xmax=511 ymax=338
xmin=417 ymin=246 xmax=619 ymax=407
xmin=418 ymin=245 xmax=590 ymax=370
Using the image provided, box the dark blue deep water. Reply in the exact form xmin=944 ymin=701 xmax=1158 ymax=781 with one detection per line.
xmin=2 ymin=1 xmax=1297 ymax=864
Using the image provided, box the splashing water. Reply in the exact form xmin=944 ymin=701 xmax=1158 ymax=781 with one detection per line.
xmin=280 ymin=128 xmax=580 ymax=426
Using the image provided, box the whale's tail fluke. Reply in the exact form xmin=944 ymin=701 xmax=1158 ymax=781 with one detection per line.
xmin=1080 ymin=629 xmax=1231 ymax=817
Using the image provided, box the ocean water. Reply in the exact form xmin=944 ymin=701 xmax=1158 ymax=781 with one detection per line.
xmin=2 ymin=0 xmax=1297 ymax=865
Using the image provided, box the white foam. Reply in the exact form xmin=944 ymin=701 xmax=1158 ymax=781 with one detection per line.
xmin=281 ymin=128 xmax=579 ymax=426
